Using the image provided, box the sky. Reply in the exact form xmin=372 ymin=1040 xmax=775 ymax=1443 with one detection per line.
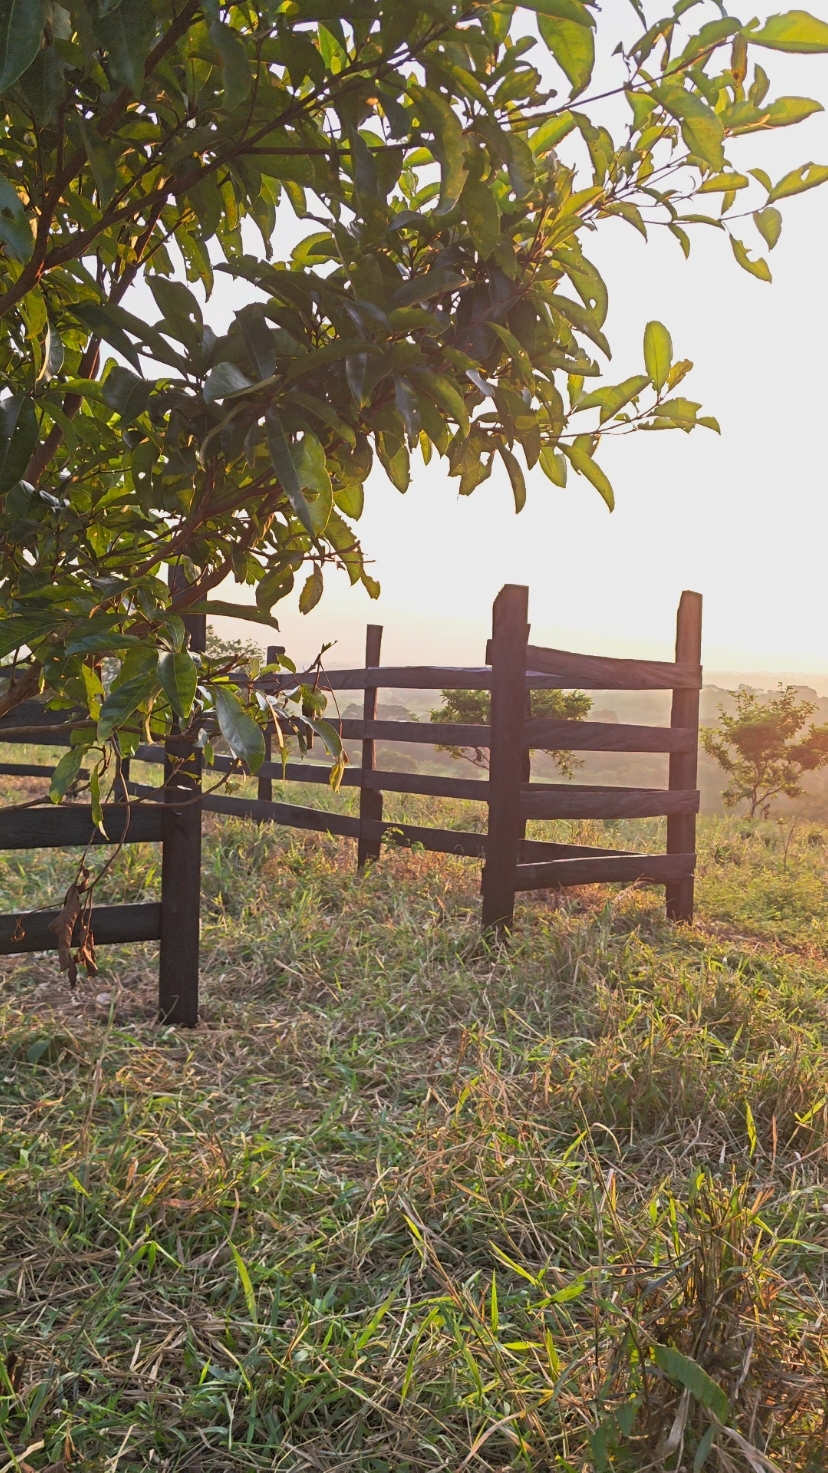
xmin=129 ymin=3 xmax=828 ymax=679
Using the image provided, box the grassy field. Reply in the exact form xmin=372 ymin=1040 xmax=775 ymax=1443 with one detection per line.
xmin=2 ymin=795 xmax=828 ymax=1471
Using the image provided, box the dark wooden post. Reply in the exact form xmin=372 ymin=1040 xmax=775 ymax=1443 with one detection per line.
xmin=258 ymin=644 xmax=280 ymax=805
xmin=666 ymin=590 xmax=702 ymax=923
xmin=159 ymin=572 xmax=205 ymax=1026
xmin=481 ymin=585 xmax=529 ymax=934
xmin=357 ymin=624 xmax=383 ymax=869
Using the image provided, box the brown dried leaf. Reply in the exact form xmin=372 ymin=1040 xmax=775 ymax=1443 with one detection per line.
xmin=4 ymin=1349 xmax=23 ymax=1392
xmin=48 ymin=883 xmax=81 ymax=982
xmin=76 ymin=906 xmax=97 ymax=978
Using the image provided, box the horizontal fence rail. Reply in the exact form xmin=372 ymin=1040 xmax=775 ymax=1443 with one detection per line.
xmin=0 ymin=902 xmax=161 ymax=955
xmin=0 ymin=804 xmax=164 ymax=849
xmin=485 ymin=643 xmax=702 ymax=691
xmin=338 ymin=718 xmax=490 ymax=746
xmin=523 ymin=719 xmax=695 ymax=753
xmin=514 ymin=852 xmax=696 ymax=892
xmin=520 ymin=784 xmax=700 ymax=821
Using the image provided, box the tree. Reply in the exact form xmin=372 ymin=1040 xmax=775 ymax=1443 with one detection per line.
xmin=431 ymin=686 xmax=590 ymax=773
xmin=701 ymin=686 xmax=828 ymax=818
xmin=1 ymin=0 xmax=828 ymax=799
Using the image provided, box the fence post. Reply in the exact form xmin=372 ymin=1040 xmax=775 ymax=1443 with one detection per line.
xmin=481 ymin=585 xmax=529 ymax=933
xmin=258 ymin=644 xmax=280 ymax=805
xmin=159 ymin=576 xmax=205 ymax=1026
xmin=357 ymin=624 xmax=383 ymax=869
xmin=666 ymin=590 xmax=702 ymax=923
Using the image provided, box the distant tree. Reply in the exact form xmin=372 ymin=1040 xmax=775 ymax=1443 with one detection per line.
xmin=431 ymin=687 xmax=591 ymax=775
xmin=701 ymin=686 xmax=828 ymax=818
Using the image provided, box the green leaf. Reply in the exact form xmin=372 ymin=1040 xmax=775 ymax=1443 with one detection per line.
xmin=653 ymin=1346 xmax=729 ymax=1423
xmin=90 ymin=765 xmax=106 ymax=836
xmin=0 ymin=394 xmax=37 ymax=492
xmin=209 ymin=20 xmax=249 ymax=112
xmin=334 ymin=481 xmax=364 ymax=520
xmin=187 ymin=600 xmax=281 ymax=628
xmin=394 ymin=376 xmax=421 ymax=446
xmin=0 ymin=0 xmax=47 ymax=94
xmin=530 ymin=111 xmax=576 ymax=155
xmin=643 ymin=320 xmax=672 ymax=391
xmin=238 ymin=307 xmax=276 ymax=381
xmin=377 ymin=437 xmax=410 ymax=492
xmin=489 ymin=321 xmax=535 ymax=383
xmin=562 ymin=440 xmax=614 ymax=509
xmin=81 ymin=664 xmax=104 ymax=718
xmin=408 ymin=83 xmax=468 ymax=212
xmin=70 ymin=301 xmax=143 ymax=374
xmin=538 ymin=15 xmax=595 ymax=97
xmin=505 ymin=131 xmax=536 ymax=200
xmin=498 ymin=445 xmax=526 ymax=512
xmin=750 ymin=10 xmax=828 ymax=53
xmin=76 ymin=116 xmax=118 ymax=208
xmin=295 ymin=432 xmax=332 ymax=496
xmin=299 ymin=567 xmax=324 ymax=613
xmin=213 ymin=686 xmax=265 ymax=773
xmin=0 ymin=611 xmax=60 ymax=659
xmin=517 ymin=0 xmax=596 ymax=27
xmin=763 ymin=95 xmax=823 ymax=128
xmin=97 ymin=670 xmax=159 ymax=742
xmin=698 ymin=172 xmax=749 ymax=193
xmin=203 ymin=361 xmax=254 ymax=404
xmin=544 ymin=292 xmax=611 ymax=358
xmin=768 ymin=161 xmax=828 ymax=202
xmin=693 ymin=1425 xmax=715 ymax=1472
xmin=102 ymin=366 xmax=152 ymax=423
xmin=539 ymin=446 xmax=567 ymax=485
xmin=158 ymin=651 xmax=197 ymax=721
xmin=229 ymin=1243 xmax=257 ymax=1324
xmin=65 ymin=629 xmax=144 ymax=655
xmin=93 ymin=0 xmax=156 ymax=96
xmin=411 ymin=372 xmax=469 ymax=438
xmin=675 ymin=17 xmax=742 ymax=68
xmin=0 ymin=175 xmax=32 ymax=262
xmin=261 ymin=411 xmax=313 ymax=536
xmin=754 ymin=206 xmax=782 ymax=249
xmin=578 ymin=373 xmax=649 ymax=422
xmin=730 ymin=235 xmax=772 ymax=281
xmin=49 ymin=746 xmax=86 ymax=804
xmin=746 ymin=1100 xmax=757 ymax=1155
xmin=459 ymin=176 xmax=500 ymax=259
xmin=654 ymin=83 xmax=725 ymax=172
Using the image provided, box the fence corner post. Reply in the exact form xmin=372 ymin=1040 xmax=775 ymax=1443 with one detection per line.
xmin=666 ymin=590 xmax=702 ymax=923
xmin=159 ymin=585 xmax=204 ymax=1026
xmin=481 ymin=585 xmax=529 ymax=935
xmin=357 ymin=624 xmax=383 ymax=869
xmin=257 ymin=644 xmax=280 ymax=807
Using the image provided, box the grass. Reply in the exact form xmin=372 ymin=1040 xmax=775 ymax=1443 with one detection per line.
xmin=2 ymin=804 xmax=828 ymax=1471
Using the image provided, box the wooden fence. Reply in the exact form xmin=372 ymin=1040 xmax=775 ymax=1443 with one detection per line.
xmin=0 ymin=584 xmax=701 ymax=1024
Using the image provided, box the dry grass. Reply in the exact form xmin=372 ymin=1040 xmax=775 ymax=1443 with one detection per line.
xmin=1 ymin=809 xmax=828 ymax=1471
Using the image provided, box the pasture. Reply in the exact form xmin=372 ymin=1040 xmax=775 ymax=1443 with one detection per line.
xmin=2 ymin=797 xmax=827 ymax=1471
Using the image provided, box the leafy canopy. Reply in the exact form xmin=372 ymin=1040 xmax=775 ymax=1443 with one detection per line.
xmin=1 ymin=0 xmax=828 ymax=790
xmin=702 ymin=686 xmax=828 ymax=818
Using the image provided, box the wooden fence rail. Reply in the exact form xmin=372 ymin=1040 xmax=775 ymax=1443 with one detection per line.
xmin=0 ymin=583 xmax=702 ymax=1021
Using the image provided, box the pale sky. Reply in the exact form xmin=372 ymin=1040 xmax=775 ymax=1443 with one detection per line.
xmin=130 ymin=5 xmax=828 ymax=678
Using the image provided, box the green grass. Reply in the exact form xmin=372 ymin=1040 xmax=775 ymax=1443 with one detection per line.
xmin=2 ymin=809 xmax=828 ymax=1471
